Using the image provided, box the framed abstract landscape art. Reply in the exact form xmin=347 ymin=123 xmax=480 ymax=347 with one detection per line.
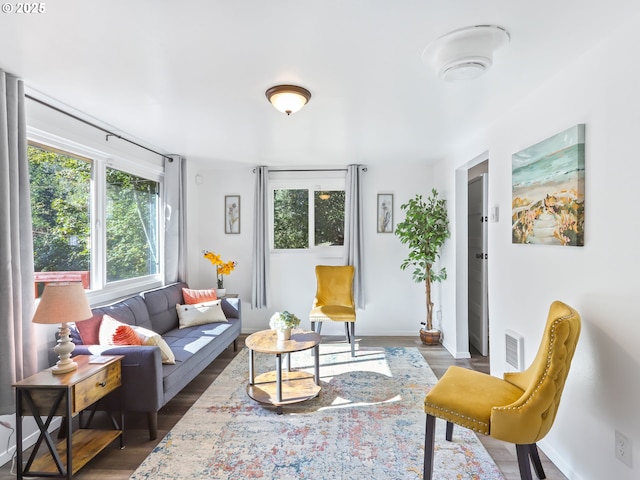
xmin=512 ymin=124 xmax=585 ymax=246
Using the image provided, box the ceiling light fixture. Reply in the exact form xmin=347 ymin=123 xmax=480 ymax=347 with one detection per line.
xmin=265 ymin=85 xmax=311 ymax=115
xmin=422 ymin=25 xmax=510 ymax=82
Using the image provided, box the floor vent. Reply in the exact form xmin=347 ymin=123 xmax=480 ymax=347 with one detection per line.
xmin=505 ymin=330 xmax=524 ymax=372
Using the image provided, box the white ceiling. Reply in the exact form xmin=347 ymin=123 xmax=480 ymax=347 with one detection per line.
xmin=1 ymin=1 xmax=638 ymax=167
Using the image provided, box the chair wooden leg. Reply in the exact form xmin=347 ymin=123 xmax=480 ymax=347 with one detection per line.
xmin=529 ymin=443 xmax=546 ymax=479
xmin=423 ymin=414 xmax=436 ymax=480
xmin=445 ymin=421 xmax=454 ymax=441
xmin=516 ymin=444 xmax=534 ymax=480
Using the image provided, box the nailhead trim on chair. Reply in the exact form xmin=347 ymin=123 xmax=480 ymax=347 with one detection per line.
xmin=423 ymin=404 xmax=490 ymax=435
xmin=309 ymin=316 xmax=356 ymax=322
xmin=493 ymin=315 xmax=569 ymax=415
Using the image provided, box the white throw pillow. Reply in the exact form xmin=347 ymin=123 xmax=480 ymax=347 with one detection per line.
xmin=176 ymin=300 xmax=227 ymax=328
xmin=130 ymin=325 xmax=176 ymax=365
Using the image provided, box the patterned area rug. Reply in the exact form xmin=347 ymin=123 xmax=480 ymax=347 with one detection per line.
xmin=131 ymin=346 xmax=505 ymax=480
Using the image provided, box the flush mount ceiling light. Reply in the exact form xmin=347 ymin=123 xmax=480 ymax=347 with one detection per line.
xmin=265 ymin=84 xmax=311 ymax=115
xmin=422 ymin=25 xmax=510 ymax=82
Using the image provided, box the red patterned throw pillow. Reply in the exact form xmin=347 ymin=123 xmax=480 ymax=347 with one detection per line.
xmin=99 ymin=315 xmax=139 ymax=346
xmin=112 ymin=324 xmax=143 ymax=346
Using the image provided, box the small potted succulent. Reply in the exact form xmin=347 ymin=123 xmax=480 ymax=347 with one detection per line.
xmin=269 ymin=311 xmax=301 ymax=341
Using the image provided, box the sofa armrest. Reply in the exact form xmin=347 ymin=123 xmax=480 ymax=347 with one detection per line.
xmin=221 ymin=297 xmax=241 ymax=320
xmin=73 ymin=345 xmax=164 ymax=412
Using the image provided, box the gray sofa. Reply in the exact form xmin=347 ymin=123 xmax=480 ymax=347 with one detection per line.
xmin=71 ymin=281 xmax=241 ymax=440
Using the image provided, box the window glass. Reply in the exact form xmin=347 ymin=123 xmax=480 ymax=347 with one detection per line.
xmin=273 ymin=188 xmax=309 ymax=249
xmin=106 ymin=168 xmax=159 ymax=282
xmin=314 ymin=190 xmax=345 ymax=246
xmin=272 ymin=185 xmax=345 ymax=250
xmin=29 ymin=145 xmax=91 ymax=294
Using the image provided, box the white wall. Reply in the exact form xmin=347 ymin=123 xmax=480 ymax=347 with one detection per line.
xmin=437 ymin=15 xmax=640 ymax=480
xmin=184 ymin=161 xmax=442 ymax=337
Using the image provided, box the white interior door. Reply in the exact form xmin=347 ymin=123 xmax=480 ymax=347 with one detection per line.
xmin=468 ymin=174 xmax=488 ymax=356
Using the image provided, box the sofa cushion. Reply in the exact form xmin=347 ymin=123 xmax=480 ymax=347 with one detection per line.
xmin=143 ymin=282 xmax=187 ymax=334
xmin=182 ymin=287 xmax=217 ymax=304
xmin=176 ymin=300 xmax=227 ymax=328
xmin=93 ymin=295 xmax=153 ymax=330
xmin=161 ymin=319 xmax=238 ymax=396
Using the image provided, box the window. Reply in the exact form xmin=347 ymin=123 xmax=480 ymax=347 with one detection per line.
xmin=106 ymin=168 xmax=159 ymax=282
xmin=29 ymin=145 xmax=92 ymax=293
xmin=271 ymin=175 xmax=345 ymax=251
xmin=273 ymin=189 xmax=309 ymax=249
xmin=28 ymin=130 xmax=163 ymax=300
xmin=314 ymin=190 xmax=345 ymax=246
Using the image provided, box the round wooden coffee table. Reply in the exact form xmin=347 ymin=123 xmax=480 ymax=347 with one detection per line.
xmin=245 ymin=329 xmax=321 ymax=414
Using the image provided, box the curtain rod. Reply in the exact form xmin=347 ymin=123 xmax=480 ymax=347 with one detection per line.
xmin=25 ymin=94 xmax=173 ymax=162
xmin=254 ymin=167 xmax=367 ymax=173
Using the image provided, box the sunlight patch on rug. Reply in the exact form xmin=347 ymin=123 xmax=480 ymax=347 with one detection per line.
xmin=131 ymin=346 xmax=504 ymax=480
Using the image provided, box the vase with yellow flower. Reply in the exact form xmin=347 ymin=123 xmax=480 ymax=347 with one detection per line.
xmin=203 ymin=250 xmax=237 ymax=297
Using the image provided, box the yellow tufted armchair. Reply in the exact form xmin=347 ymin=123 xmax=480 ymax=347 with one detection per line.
xmin=309 ymin=265 xmax=357 ymax=356
xmin=423 ymin=300 xmax=581 ymax=480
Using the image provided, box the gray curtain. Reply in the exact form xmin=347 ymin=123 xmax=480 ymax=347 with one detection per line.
xmin=0 ymin=70 xmax=37 ymax=414
xmin=345 ymin=164 xmax=365 ymax=309
xmin=251 ymin=166 xmax=270 ymax=308
xmin=164 ymin=155 xmax=186 ymax=284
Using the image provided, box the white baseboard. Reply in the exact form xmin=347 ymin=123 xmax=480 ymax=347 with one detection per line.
xmin=441 ymin=338 xmax=471 ymax=359
xmin=538 ymin=438 xmax=582 ymax=480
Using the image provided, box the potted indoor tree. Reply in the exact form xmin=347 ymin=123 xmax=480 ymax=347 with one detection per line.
xmin=395 ymin=189 xmax=450 ymax=345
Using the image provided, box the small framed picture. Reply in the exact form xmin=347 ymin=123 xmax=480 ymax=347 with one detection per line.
xmin=225 ymin=195 xmax=240 ymax=234
xmin=377 ymin=194 xmax=393 ymax=233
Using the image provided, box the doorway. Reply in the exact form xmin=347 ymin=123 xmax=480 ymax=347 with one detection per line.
xmin=468 ymin=169 xmax=488 ymax=356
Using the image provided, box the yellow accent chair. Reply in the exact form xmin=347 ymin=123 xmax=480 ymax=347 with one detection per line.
xmin=309 ymin=265 xmax=357 ymax=356
xmin=423 ymin=300 xmax=581 ymax=480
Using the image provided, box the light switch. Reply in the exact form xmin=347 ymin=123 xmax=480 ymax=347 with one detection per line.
xmin=490 ymin=205 xmax=499 ymax=222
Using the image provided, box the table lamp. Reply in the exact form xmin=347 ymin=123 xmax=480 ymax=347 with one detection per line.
xmin=32 ymin=282 xmax=93 ymax=375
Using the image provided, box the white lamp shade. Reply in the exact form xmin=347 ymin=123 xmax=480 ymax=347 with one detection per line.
xmin=32 ymin=282 xmax=92 ymax=325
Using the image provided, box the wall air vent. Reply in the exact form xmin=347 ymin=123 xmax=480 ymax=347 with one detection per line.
xmin=505 ymin=330 xmax=524 ymax=372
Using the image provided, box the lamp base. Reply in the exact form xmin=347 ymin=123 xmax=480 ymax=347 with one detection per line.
xmin=51 ymin=360 xmax=78 ymax=375
xmin=52 ymin=322 xmax=77 ymax=375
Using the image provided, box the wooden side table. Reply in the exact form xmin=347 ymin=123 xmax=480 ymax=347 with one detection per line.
xmin=245 ymin=329 xmax=321 ymax=414
xmin=14 ymin=355 xmax=124 ymax=479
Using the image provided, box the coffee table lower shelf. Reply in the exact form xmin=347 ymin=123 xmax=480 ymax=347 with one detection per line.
xmin=247 ymin=370 xmax=321 ymax=410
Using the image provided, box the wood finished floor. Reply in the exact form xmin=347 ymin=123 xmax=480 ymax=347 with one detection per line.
xmin=0 ymin=335 xmax=567 ymax=480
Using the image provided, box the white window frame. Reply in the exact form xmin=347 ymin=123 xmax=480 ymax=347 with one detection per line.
xmin=269 ymin=172 xmax=345 ymax=256
xmin=28 ymin=127 xmax=165 ymax=305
